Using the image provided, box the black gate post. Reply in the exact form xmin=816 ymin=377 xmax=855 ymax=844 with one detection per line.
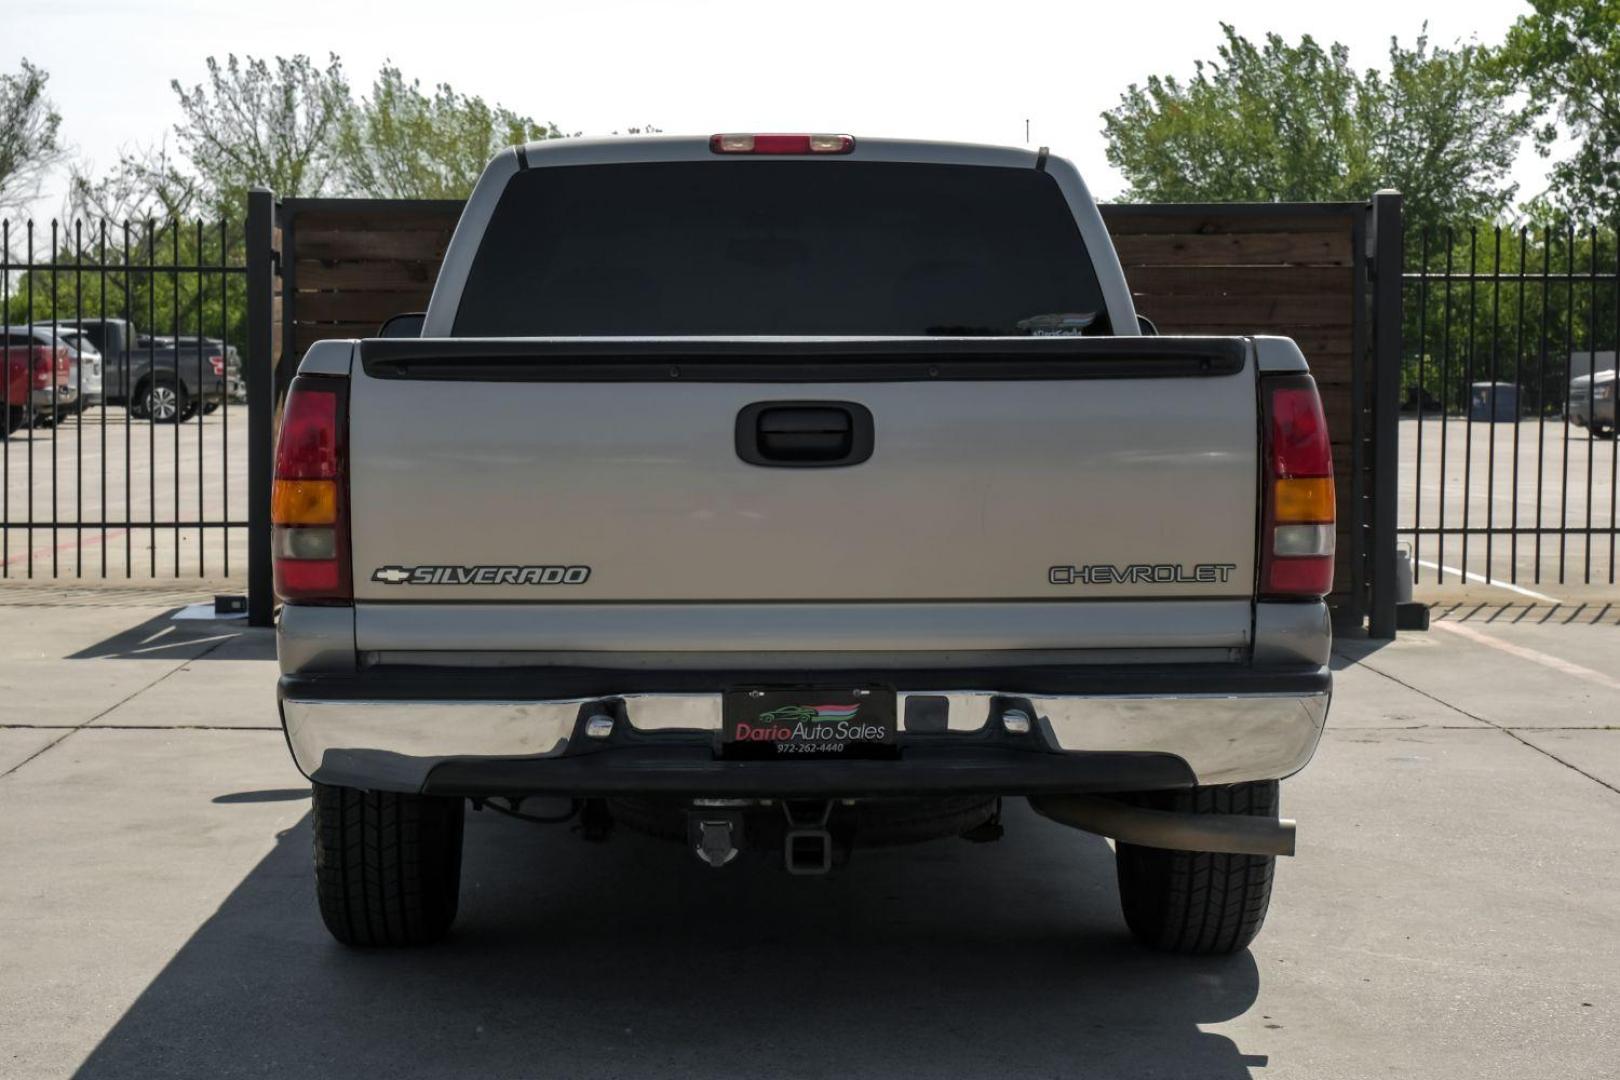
xmin=246 ymin=188 xmax=276 ymax=627
xmin=1368 ymin=190 xmax=1403 ymax=637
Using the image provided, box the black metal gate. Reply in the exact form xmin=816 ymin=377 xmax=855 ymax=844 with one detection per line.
xmin=1401 ymin=220 xmax=1620 ymax=593
xmin=1 ymin=216 xmax=248 ymax=583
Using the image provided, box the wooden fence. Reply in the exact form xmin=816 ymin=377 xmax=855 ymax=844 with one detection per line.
xmin=251 ymin=194 xmax=1398 ymax=630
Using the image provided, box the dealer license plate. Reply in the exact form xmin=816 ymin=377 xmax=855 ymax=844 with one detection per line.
xmin=722 ymin=688 xmax=898 ymax=759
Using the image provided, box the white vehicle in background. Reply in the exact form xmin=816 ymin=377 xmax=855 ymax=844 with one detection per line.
xmin=1568 ymin=369 xmax=1615 ymax=438
xmin=48 ymin=327 xmax=105 ymax=409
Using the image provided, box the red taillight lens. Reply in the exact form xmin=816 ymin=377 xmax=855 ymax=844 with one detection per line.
xmin=1270 ymin=387 xmax=1334 ymax=475
xmin=209 ymin=355 xmax=225 ymax=376
xmin=709 ymin=133 xmax=855 ymax=154
xmin=272 ymin=376 xmax=350 ymax=604
xmin=1261 ymin=374 xmax=1335 ymax=599
xmin=31 ymin=346 xmax=53 ymax=388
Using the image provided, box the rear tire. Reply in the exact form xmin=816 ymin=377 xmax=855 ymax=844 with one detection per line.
xmin=311 ymin=782 xmax=465 ymax=947
xmin=1114 ymin=780 xmax=1278 ymax=956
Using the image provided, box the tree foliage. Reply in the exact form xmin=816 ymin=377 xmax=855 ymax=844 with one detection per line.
xmin=1494 ymin=0 xmax=1620 ymax=219
xmin=67 ymin=142 xmax=202 ymax=223
xmin=0 ymin=59 xmax=65 ymax=215
xmin=170 ymin=53 xmax=352 ymax=210
xmin=1102 ymin=24 xmax=1529 ymax=227
xmin=339 ymin=65 xmax=562 ymax=199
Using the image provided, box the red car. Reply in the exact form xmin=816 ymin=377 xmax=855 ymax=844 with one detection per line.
xmin=2 ymin=328 xmax=76 ymax=435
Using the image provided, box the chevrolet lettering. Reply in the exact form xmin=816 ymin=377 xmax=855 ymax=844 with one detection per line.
xmin=1048 ymin=563 xmax=1240 ymax=586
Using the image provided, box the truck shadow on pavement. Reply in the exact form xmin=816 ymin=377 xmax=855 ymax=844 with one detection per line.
xmin=73 ymin=799 xmax=1264 ymax=1079
xmin=65 ymin=610 xmax=273 ymax=662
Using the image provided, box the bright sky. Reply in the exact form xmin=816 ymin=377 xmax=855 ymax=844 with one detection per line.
xmin=8 ymin=0 xmax=1542 ymax=219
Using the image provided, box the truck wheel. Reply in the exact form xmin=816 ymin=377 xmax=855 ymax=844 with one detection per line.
xmin=311 ymin=782 xmax=465 ymax=947
xmin=138 ymin=377 xmax=187 ymax=423
xmin=1113 ymin=780 xmax=1278 ymax=956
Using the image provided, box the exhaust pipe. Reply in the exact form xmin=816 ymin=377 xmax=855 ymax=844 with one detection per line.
xmin=1030 ymin=795 xmax=1296 ymax=857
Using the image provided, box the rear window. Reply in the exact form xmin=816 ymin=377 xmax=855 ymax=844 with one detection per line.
xmin=452 ymin=161 xmax=1110 ymax=336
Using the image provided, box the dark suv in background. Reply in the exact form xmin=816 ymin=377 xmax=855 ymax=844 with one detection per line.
xmin=37 ymin=319 xmax=227 ymax=421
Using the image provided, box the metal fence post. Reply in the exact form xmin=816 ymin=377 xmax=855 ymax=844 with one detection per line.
xmin=1369 ymin=190 xmax=1403 ymax=638
xmin=246 ymin=188 xmax=276 ymax=627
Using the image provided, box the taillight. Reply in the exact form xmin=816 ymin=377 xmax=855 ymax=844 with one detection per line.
xmin=709 ymin=133 xmax=855 ymax=155
xmin=209 ymin=355 xmax=225 ymax=376
xmin=29 ymin=346 xmax=51 ymax=388
xmin=1261 ymin=374 xmax=1335 ymax=598
xmin=272 ymin=375 xmax=350 ymax=604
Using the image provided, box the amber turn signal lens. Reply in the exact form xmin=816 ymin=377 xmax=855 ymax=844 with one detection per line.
xmin=272 ymin=479 xmax=336 ymax=525
xmin=1273 ymin=477 xmax=1335 ymax=523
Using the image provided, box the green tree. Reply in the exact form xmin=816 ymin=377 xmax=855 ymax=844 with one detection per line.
xmin=1102 ymin=25 xmax=1528 ymax=227
xmin=67 ymin=142 xmax=202 ymax=222
xmin=170 ymin=53 xmax=352 ymax=208
xmin=1495 ymin=0 xmax=1620 ymax=219
xmin=339 ymin=65 xmax=562 ymax=198
xmin=0 ymin=59 xmax=65 ymax=216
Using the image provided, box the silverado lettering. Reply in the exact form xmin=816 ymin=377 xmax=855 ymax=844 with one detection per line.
xmin=371 ymin=565 xmax=590 ymax=585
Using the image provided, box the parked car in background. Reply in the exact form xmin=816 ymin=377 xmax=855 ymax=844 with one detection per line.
xmin=35 ymin=319 xmax=227 ymax=421
xmin=1568 ymin=370 xmax=1614 ymax=437
xmin=41 ymin=327 xmax=105 ymax=410
xmin=1 ymin=327 xmax=76 ymax=434
xmin=151 ymin=336 xmax=241 ymax=412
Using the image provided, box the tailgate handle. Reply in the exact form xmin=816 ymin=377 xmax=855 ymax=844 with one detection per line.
xmin=736 ymin=401 xmax=874 ymax=467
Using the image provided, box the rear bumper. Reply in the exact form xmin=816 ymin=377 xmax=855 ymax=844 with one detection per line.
xmin=278 ymin=664 xmax=1330 ymax=796
xmin=31 ymin=387 xmax=78 ymax=411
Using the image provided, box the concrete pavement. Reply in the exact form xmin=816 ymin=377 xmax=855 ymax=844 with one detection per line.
xmin=1 ymin=590 xmax=1616 ymax=1079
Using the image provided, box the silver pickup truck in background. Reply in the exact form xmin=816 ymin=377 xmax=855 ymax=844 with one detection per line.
xmin=273 ymin=134 xmax=1335 ymax=954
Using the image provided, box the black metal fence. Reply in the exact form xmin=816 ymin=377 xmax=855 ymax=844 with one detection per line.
xmin=1401 ymin=221 xmax=1620 ymax=590
xmin=1 ymin=217 xmax=247 ymax=580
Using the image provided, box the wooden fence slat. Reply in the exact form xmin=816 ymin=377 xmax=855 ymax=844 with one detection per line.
xmin=295 ymin=259 xmax=441 ymax=290
xmin=1111 ymin=232 xmax=1354 ymax=267
xmin=293 ymin=229 xmax=454 ymax=261
xmin=1102 ymin=207 xmax=1358 ymax=237
xmin=1123 ymin=265 xmax=1354 ymax=298
xmin=1133 ymin=294 xmax=1353 ymax=328
xmin=291 ymin=210 xmax=464 ymax=233
xmin=295 ymin=290 xmax=434 ymax=323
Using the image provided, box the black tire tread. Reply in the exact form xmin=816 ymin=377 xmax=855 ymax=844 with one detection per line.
xmin=311 ymin=782 xmax=464 ymax=947
xmin=1115 ymin=780 xmax=1278 ymax=956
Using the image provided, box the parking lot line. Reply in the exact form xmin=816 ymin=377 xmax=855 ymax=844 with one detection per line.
xmin=1416 ymin=558 xmax=1561 ymax=603
xmin=1432 ymin=619 xmax=1620 ymax=694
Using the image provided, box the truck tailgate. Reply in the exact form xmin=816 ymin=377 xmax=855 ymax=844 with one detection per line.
xmin=345 ymin=338 xmax=1258 ymax=633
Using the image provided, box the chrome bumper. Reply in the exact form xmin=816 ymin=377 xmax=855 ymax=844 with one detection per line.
xmin=281 ymin=684 xmax=1330 ymax=794
xmin=31 ymin=387 xmax=78 ymax=410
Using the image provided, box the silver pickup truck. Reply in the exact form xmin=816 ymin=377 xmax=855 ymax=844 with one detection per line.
xmin=274 ymin=134 xmax=1335 ymax=955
